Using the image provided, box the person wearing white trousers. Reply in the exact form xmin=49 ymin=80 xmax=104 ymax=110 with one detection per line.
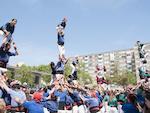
xmin=0 ymin=19 xmax=17 ymax=46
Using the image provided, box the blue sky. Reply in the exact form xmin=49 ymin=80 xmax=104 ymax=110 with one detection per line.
xmin=0 ymin=0 xmax=150 ymax=66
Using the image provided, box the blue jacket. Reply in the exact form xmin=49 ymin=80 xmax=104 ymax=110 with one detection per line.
xmin=55 ymin=61 xmax=64 ymax=73
xmin=122 ymin=103 xmax=140 ymax=113
xmin=57 ymin=33 xmax=64 ymax=45
xmin=54 ymin=90 xmax=67 ymax=102
xmin=84 ymin=96 xmax=99 ymax=108
xmin=0 ymin=47 xmax=17 ymax=63
xmin=96 ymin=91 xmax=103 ymax=103
xmin=71 ymin=90 xmax=82 ymax=102
xmin=23 ymin=101 xmax=44 ymax=113
xmin=41 ymin=100 xmax=58 ymax=112
xmin=65 ymin=95 xmax=74 ymax=105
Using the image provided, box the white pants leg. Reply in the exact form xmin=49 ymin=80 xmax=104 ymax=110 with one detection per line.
xmin=66 ymin=110 xmax=72 ymax=113
xmin=109 ymin=107 xmax=118 ymax=113
xmin=117 ymin=105 xmax=124 ymax=113
xmin=50 ymin=79 xmax=53 ymax=85
xmin=99 ymin=106 xmax=106 ymax=113
xmin=58 ymin=45 xmax=65 ymax=58
xmin=72 ymin=105 xmax=78 ymax=113
xmin=50 ymin=74 xmax=55 ymax=85
xmin=100 ymin=102 xmax=110 ymax=113
xmin=0 ymin=30 xmax=5 ymax=44
xmin=0 ymin=30 xmax=4 ymax=36
xmin=58 ymin=110 xmax=67 ymax=113
xmin=78 ymin=105 xmax=87 ymax=113
xmin=0 ymin=30 xmax=12 ymax=44
xmin=70 ymin=64 xmax=75 ymax=75
xmin=43 ymin=107 xmax=49 ymax=113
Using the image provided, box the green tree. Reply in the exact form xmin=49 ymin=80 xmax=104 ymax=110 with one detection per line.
xmin=106 ymin=70 xmax=137 ymax=85
xmin=7 ymin=62 xmax=92 ymax=86
xmin=32 ymin=65 xmax=51 ymax=83
xmin=15 ymin=65 xmax=34 ymax=87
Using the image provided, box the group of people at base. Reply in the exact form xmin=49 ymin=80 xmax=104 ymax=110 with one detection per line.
xmin=137 ymin=41 xmax=150 ymax=79
xmin=0 ymin=71 xmax=150 ymax=113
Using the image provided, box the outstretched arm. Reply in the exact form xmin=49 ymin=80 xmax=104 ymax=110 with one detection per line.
xmin=61 ymin=17 xmax=67 ymax=29
xmin=13 ymin=42 xmax=19 ymax=55
xmin=0 ymin=79 xmax=10 ymax=92
xmin=13 ymin=97 xmax=26 ymax=105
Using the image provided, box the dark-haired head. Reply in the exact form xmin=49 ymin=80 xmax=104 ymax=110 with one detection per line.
xmin=12 ymin=18 xmax=17 ymax=22
xmin=51 ymin=93 xmax=57 ymax=101
xmin=127 ymin=93 xmax=137 ymax=105
xmin=10 ymin=18 xmax=17 ymax=26
xmin=4 ymin=43 xmax=11 ymax=51
xmin=12 ymin=84 xmax=21 ymax=90
xmin=43 ymin=87 xmax=47 ymax=93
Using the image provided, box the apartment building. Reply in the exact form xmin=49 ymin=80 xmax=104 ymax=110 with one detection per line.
xmin=76 ymin=42 xmax=150 ymax=80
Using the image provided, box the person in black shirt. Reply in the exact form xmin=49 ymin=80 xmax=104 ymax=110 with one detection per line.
xmin=0 ymin=19 xmax=17 ymax=46
xmin=50 ymin=62 xmax=56 ymax=85
xmin=56 ymin=18 xmax=67 ymax=60
xmin=0 ymin=43 xmax=18 ymax=68
xmin=70 ymin=57 xmax=79 ymax=81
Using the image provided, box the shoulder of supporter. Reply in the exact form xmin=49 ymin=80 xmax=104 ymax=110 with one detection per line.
xmin=54 ymin=90 xmax=59 ymax=96
xmin=66 ymin=95 xmax=74 ymax=103
xmin=23 ymin=100 xmax=35 ymax=108
xmin=122 ymin=103 xmax=139 ymax=112
xmin=23 ymin=101 xmax=31 ymax=108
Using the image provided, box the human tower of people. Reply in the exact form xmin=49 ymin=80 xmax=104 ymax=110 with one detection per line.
xmin=137 ymin=41 xmax=150 ymax=80
xmin=0 ymin=18 xmax=150 ymax=113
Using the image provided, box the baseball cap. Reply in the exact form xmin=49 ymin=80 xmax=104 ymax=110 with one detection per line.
xmin=33 ymin=92 xmax=42 ymax=102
